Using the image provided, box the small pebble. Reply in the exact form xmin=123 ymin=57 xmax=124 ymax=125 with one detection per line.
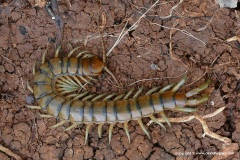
xmin=150 ymin=63 xmax=159 ymax=70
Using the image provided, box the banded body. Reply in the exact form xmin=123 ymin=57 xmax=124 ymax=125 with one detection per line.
xmin=27 ymin=48 xmax=211 ymax=144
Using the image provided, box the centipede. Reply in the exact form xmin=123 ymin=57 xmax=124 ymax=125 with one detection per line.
xmin=26 ymin=47 xmax=211 ymax=144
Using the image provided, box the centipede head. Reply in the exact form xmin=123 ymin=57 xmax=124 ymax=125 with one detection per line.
xmin=89 ymin=56 xmax=105 ymax=76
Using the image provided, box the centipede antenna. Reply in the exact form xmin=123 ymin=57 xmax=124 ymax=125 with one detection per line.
xmin=27 ymin=81 xmax=33 ymax=93
xmin=72 ymin=91 xmax=89 ymax=100
xmin=108 ymin=123 xmax=115 ymax=144
xmin=113 ymin=94 xmax=124 ymax=101
xmin=186 ymin=94 xmax=209 ymax=106
xmin=171 ymin=75 xmax=187 ymax=92
xmin=124 ymin=122 xmax=131 ymax=143
xmin=82 ymin=94 xmax=95 ymax=101
xmin=137 ymin=119 xmax=151 ymax=139
xmin=98 ymin=123 xmax=104 ymax=138
xmin=158 ymin=83 xmax=175 ymax=94
xmin=85 ymin=123 xmax=92 ymax=144
xmin=104 ymin=66 xmax=120 ymax=86
xmin=146 ymin=86 xmax=160 ymax=95
xmin=123 ymin=88 xmax=134 ymax=100
xmin=42 ymin=48 xmax=48 ymax=64
xmin=64 ymin=123 xmax=79 ymax=131
xmin=103 ymin=93 xmax=116 ymax=101
xmin=174 ymin=107 xmax=198 ymax=113
xmin=133 ymin=87 xmax=144 ymax=98
xmin=25 ymin=105 xmax=41 ymax=109
xmin=159 ymin=112 xmax=171 ymax=127
xmin=76 ymin=51 xmax=90 ymax=58
xmin=149 ymin=115 xmax=166 ymax=130
xmin=32 ymin=60 xmax=36 ymax=76
xmin=186 ymin=79 xmax=211 ymax=97
xmin=38 ymin=113 xmax=52 ymax=118
xmin=67 ymin=47 xmax=80 ymax=58
xmin=50 ymin=120 xmax=67 ymax=128
xmin=92 ymin=93 xmax=107 ymax=102
xmin=55 ymin=45 xmax=61 ymax=57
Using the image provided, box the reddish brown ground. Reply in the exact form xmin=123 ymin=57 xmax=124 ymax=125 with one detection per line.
xmin=0 ymin=0 xmax=240 ymax=160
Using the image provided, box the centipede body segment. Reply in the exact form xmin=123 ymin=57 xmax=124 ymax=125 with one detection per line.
xmin=26 ymin=48 xmax=211 ymax=144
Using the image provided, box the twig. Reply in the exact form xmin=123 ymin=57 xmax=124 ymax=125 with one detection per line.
xmin=128 ymin=70 xmax=187 ymax=86
xmin=0 ymin=144 xmax=22 ymax=160
xmin=157 ymin=0 xmax=183 ymax=19
xmin=151 ymin=22 xmax=206 ymax=45
xmin=106 ymin=0 xmax=160 ymax=57
xmin=147 ymin=106 xmax=231 ymax=143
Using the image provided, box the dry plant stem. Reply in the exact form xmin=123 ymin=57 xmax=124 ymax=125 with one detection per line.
xmin=158 ymin=0 xmax=183 ymax=19
xmin=106 ymin=0 xmax=160 ymax=56
xmin=151 ymin=22 xmax=206 ymax=45
xmin=147 ymin=106 xmax=231 ymax=143
xmin=0 ymin=144 xmax=22 ymax=160
xmin=128 ymin=70 xmax=187 ymax=86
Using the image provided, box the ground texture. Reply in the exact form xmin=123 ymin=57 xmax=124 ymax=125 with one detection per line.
xmin=0 ymin=0 xmax=240 ymax=160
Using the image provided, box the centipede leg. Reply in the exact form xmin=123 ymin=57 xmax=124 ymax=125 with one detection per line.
xmin=32 ymin=61 xmax=36 ymax=76
xmin=98 ymin=123 xmax=104 ymax=138
xmin=54 ymin=45 xmax=61 ymax=57
xmin=38 ymin=113 xmax=53 ymax=118
xmin=186 ymin=94 xmax=209 ymax=106
xmin=159 ymin=111 xmax=171 ymax=127
xmin=133 ymin=87 xmax=144 ymax=98
xmin=50 ymin=120 xmax=67 ymax=128
xmin=113 ymin=94 xmax=124 ymax=101
xmin=92 ymin=93 xmax=108 ymax=102
xmin=108 ymin=123 xmax=115 ymax=144
xmin=76 ymin=51 xmax=90 ymax=58
xmin=103 ymin=93 xmax=116 ymax=101
xmin=158 ymin=83 xmax=175 ymax=94
xmin=124 ymin=121 xmax=131 ymax=143
xmin=171 ymin=75 xmax=187 ymax=92
xmin=186 ymin=79 xmax=211 ymax=97
xmin=174 ymin=107 xmax=197 ymax=112
xmin=149 ymin=115 xmax=166 ymax=130
xmin=85 ymin=123 xmax=92 ymax=144
xmin=42 ymin=47 xmax=48 ymax=64
xmin=123 ymin=88 xmax=134 ymax=100
xmin=64 ymin=123 xmax=79 ymax=131
xmin=67 ymin=47 xmax=80 ymax=57
xmin=25 ymin=105 xmax=41 ymax=109
xmin=27 ymin=81 xmax=33 ymax=93
xmin=137 ymin=119 xmax=151 ymax=139
xmin=146 ymin=86 xmax=160 ymax=95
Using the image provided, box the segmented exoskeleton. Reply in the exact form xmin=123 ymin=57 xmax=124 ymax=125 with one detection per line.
xmin=26 ymin=47 xmax=211 ymax=144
